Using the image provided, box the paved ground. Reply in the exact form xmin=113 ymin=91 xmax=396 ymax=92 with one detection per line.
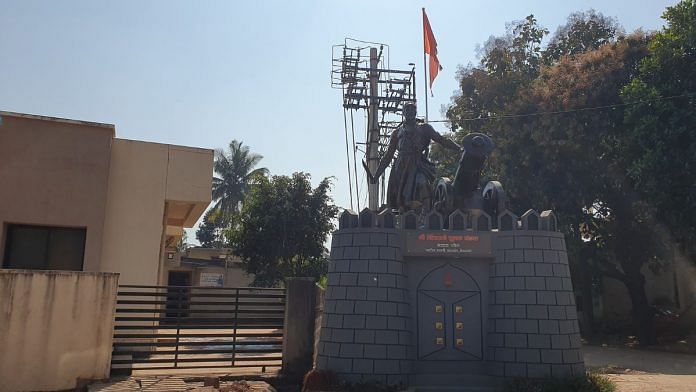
xmin=92 ymin=345 xmax=696 ymax=391
xmin=584 ymin=345 xmax=696 ymax=392
xmin=584 ymin=345 xmax=696 ymax=374
xmin=89 ymin=377 xmax=275 ymax=392
xmin=606 ymin=374 xmax=696 ymax=392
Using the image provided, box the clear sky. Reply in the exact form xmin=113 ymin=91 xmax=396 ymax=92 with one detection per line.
xmin=0 ymin=0 xmax=677 ymax=242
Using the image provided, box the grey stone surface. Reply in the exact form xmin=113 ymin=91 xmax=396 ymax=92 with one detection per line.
xmin=539 ymin=320 xmax=560 ymax=334
xmin=551 ymin=335 xmax=570 ymax=349
xmin=364 ymin=344 xmax=387 ymax=359
xmin=369 ymin=260 xmax=388 ymax=273
xmin=505 ymin=305 xmax=527 ymax=319
xmin=515 ymin=236 xmax=533 ymax=249
xmin=516 ymin=348 xmax=541 ymax=363
xmin=365 ymin=315 xmax=387 ymax=330
xmin=527 ymin=364 xmax=551 ymax=378
xmin=328 ymin=357 xmax=352 ymax=373
xmin=537 ymin=291 xmax=557 ymax=305
xmin=352 ymin=358 xmax=374 ymax=373
xmin=545 ymin=277 xmax=563 ymax=291
xmin=367 ymin=287 xmax=388 ymax=301
xmin=514 ymin=263 xmax=534 ymax=276
xmin=344 ymin=315 xmax=366 ymax=329
xmin=378 ymin=274 xmax=397 ymax=288
xmin=374 ymin=359 xmax=400 ymax=374
xmin=533 ymin=237 xmax=551 ymax=249
xmin=375 ymin=330 xmax=399 ymax=345
xmin=355 ymin=330 xmax=375 ymax=344
xmin=349 ymin=259 xmax=369 ymax=273
xmin=355 ymin=300 xmax=376 ymax=315
xmin=541 ymin=349 xmax=563 ymax=364
xmin=505 ymin=333 xmax=527 ymax=348
xmin=377 ymin=301 xmax=398 ymax=316
xmin=515 ymin=290 xmax=537 ymax=305
xmin=527 ymin=305 xmax=549 ymax=319
xmin=347 ymin=287 xmax=367 ymax=300
xmin=318 ymin=227 xmax=584 ymax=385
xmin=360 ymin=247 xmax=379 ymax=260
xmin=535 ymin=263 xmax=553 ymax=277
xmin=528 ymin=334 xmax=551 ymax=349
xmin=495 ymin=348 xmax=515 ymax=362
xmin=332 ymin=328 xmax=354 ymax=343
xmin=516 ymin=319 xmax=539 ymax=333
xmin=505 ymin=250 xmax=524 ymax=263
xmin=525 ymin=277 xmax=546 ymax=290
xmin=505 ymin=363 xmax=527 ymax=377
xmin=335 ymin=300 xmax=355 ymax=314
xmin=551 ymin=364 xmax=572 ymax=378
xmin=339 ymin=273 xmax=358 ymax=286
xmin=340 ymin=343 xmax=364 ymax=358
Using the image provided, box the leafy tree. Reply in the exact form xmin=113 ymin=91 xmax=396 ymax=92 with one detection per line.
xmin=619 ymin=0 xmax=696 ymax=261
xmin=211 ymin=140 xmax=268 ymax=226
xmin=196 ymin=209 xmax=224 ymax=248
xmin=176 ymin=230 xmax=189 ymax=252
xmin=543 ymin=10 xmax=623 ymax=64
xmin=442 ymin=9 xmax=674 ymax=343
xmin=228 ymin=173 xmax=338 ymax=287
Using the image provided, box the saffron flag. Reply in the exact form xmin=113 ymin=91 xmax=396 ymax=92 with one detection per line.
xmin=423 ymin=8 xmax=442 ymax=90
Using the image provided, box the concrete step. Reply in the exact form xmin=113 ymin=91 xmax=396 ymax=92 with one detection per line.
xmin=408 ymin=388 xmax=500 ymax=392
xmin=408 ymin=373 xmax=503 ymax=392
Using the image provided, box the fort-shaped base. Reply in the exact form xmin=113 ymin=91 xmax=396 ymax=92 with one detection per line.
xmin=316 ymin=209 xmax=584 ymax=387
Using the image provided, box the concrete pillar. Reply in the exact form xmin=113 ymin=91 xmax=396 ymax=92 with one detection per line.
xmin=282 ymin=277 xmax=317 ymax=379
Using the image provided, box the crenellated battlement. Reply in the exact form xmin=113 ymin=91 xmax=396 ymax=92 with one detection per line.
xmin=338 ymin=208 xmax=558 ymax=232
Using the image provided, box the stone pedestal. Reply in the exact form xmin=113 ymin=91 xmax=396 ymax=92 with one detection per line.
xmin=315 ymin=209 xmax=585 ymax=387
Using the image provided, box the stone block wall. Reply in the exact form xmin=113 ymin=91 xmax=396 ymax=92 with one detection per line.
xmin=487 ymin=230 xmax=585 ymax=378
xmin=316 ymin=208 xmax=585 ymax=386
xmin=316 ymin=227 xmax=413 ymax=385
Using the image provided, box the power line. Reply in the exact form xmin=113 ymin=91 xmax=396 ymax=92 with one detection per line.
xmin=427 ymin=92 xmax=696 ymax=123
xmin=341 ymin=86 xmax=354 ymax=211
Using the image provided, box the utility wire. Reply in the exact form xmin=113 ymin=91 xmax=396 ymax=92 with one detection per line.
xmin=349 ymin=108 xmax=361 ymax=212
xmin=341 ymin=93 xmax=354 ymax=210
xmin=427 ymin=92 xmax=696 ymax=123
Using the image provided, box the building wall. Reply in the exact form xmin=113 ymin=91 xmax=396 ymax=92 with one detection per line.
xmin=99 ymin=139 xmax=169 ymax=285
xmin=0 ymin=113 xmax=113 ymax=272
xmin=0 ymin=270 xmax=119 ymax=392
xmin=1 ymin=112 xmax=212 ymax=286
xmin=99 ymin=140 xmax=213 ymax=286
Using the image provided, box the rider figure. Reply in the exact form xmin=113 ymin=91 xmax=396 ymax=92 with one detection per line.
xmin=369 ymin=103 xmax=462 ymax=213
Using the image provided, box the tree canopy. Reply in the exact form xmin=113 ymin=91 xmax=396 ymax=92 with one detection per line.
xmin=197 ymin=139 xmax=268 ymax=247
xmin=211 ymin=140 xmax=268 ymax=225
xmin=440 ymin=5 xmax=696 ymax=343
xmin=228 ymin=172 xmax=338 ymax=287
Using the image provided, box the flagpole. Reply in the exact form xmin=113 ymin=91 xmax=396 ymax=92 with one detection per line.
xmin=422 ymin=8 xmax=429 ymax=122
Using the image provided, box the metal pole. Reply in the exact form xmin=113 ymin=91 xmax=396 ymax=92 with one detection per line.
xmin=174 ymin=287 xmax=182 ymax=368
xmin=367 ymin=47 xmax=380 ymax=210
xmin=422 ymin=8 xmax=429 ymax=122
xmin=231 ymin=288 xmax=239 ymax=367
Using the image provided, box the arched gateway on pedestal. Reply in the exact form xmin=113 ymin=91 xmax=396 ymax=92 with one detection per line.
xmin=416 ymin=263 xmax=483 ymax=361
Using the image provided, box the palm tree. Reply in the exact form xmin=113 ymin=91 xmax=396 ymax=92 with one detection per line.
xmin=211 ymin=140 xmax=268 ymax=225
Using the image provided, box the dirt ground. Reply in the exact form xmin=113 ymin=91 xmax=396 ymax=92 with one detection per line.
xmin=584 ymin=345 xmax=696 ymax=392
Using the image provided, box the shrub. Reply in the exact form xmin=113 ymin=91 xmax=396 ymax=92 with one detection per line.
xmin=504 ymin=372 xmax=616 ymax=392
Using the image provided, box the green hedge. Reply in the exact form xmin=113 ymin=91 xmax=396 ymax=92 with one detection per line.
xmin=504 ymin=372 xmax=616 ymax=392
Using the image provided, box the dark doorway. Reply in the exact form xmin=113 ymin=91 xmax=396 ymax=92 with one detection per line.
xmin=166 ymin=271 xmax=192 ymax=318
